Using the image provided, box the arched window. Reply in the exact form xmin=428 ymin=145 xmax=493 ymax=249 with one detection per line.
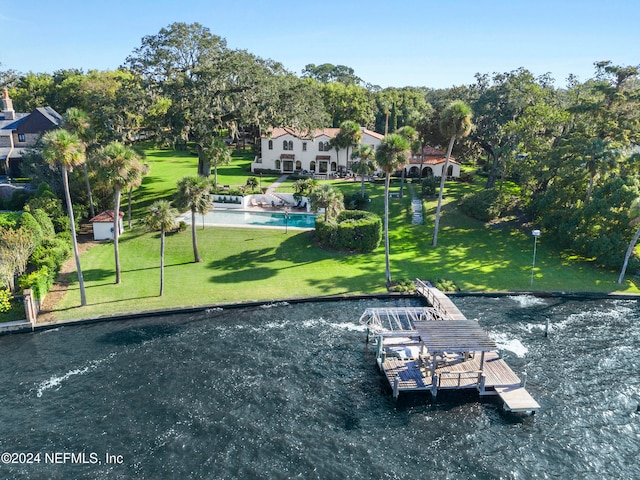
xmin=288 ymin=141 xmax=293 ymax=150
xmin=331 ymin=162 xmax=337 ymax=172
xmin=447 ymin=165 xmax=454 ymax=177
xmin=295 ymin=160 xmax=302 ymax=170
xmin=268 ymin=140 xmax=273 ymax=150
xmin=423 ymin=167 xmax=433 ymax=177
xmin=275 ymin=160 xmax=281 ymax=170
xmin=310 ymin=161 xmax=316 ymax=172
xmin=283 ymin=140 xmax=288 ymax=150
xmin=319 ymin=142 xmax=324 ymax=152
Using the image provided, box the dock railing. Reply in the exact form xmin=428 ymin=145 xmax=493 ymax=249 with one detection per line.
xmin=438 ymin=370 xmax=482 ymax=389
xmin=414 ymin=279 xmax=450 ymax=319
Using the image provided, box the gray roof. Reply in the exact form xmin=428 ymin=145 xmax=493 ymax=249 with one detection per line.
xmin=0 ymin=113 xmax=29 ymax=132
xmin=35 ymin=107 xmax=62 ymax=126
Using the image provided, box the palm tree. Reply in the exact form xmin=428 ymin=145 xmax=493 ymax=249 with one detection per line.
xmin=432 ymin=100 xmax=473 ymax=247
xmin=174 ymin=176 xmax=212 ymax=263
xmin=375 ymin=133 xmax=410 ymax=288
xmin=351 ymin=144 xmax=376 ymax=198
xmin=42 ymin=129 xmax=87 ymax=306
xmin=310 ymin=183 xmax=344 ymax=221
xmin=63 ymin=107 xmax=96 ymax=218
xmin=339 ymin=120 xmax=362 ymax=171
xmin=618 ymin=197 xmax=640 ymax=284
xmin=144 ymin=200 xmax=177 ymax=296
xmin=396 ymin=126 xmax=418 ymax=199
xmin=95 ymin=142 xmax=143 ymax=284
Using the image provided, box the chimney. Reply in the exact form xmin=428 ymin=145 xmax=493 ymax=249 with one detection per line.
xmin=2 ymin=87 xmax=15 ymax=120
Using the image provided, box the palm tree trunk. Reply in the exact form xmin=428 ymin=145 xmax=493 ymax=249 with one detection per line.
xmin=62 ymin=168 xmax=87 ymax=306
xmin=159 ymin=229 xmax=165 ymax=296
xmin=360 ymin=175 xmax=366 ymax=198
xmin=114 ymin=189 xmax=122 ymax=284
xmin=191 ymin=208 xmax=201 ymax=262
xmin=83 ymin=163 xmax=95 ymax=219
xmin=432 ymin=136 xmax=455 ymax=247
xmin=127 ymin=186 xmax=133 ymax=229
xmin=384 ymin=172 xmax=392 ymax=289
xmin=399 ymin=168 xmax=406 ymax=199
xmin=618 ymin=226 xmax=640 ymax=284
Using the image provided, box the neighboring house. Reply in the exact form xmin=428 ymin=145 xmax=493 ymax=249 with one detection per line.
xmin=0 ymin=88 xmax=62 ymax=177
xmin=89 ymin=210 xmax=124 ymax=241
xmin=251 ymin=127 xmax=384 ymax=176
xmin=404 ymin=145 xmax=461 ymax=178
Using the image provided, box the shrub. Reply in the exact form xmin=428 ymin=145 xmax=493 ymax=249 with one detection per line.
xmin=389 ymin=278 xmax=416 ymax=293
xmin=0 ymin=288 xmax=12 ymax=313
xmin=434 ymin=278 xmax=459 ymax=292
xmin=19 ymin=267 xmax=51 ymax=300
xmin=178 ymin=221 xmax=187 ymax=232
xmin=421 ymin=177 xmax=439 ymax=196
xmin=30 ymin=236 xmax=71 ymax=284
xmin=458 ymin=189 xmax=519 ymax=222
xmin=19 ymin=211 xmax=44 ymax=247
xmin=7 ymin=189 xmax=31 ymax=210
xmin=315 ymin=210 xmax=382 ymax=252
xmin=0 ymin=211 xmax=21 ymax=229
xmin=31 ymin=209 xmax=56 ymax=238
xmin=345 ymin=192 xmax=370 ymax=210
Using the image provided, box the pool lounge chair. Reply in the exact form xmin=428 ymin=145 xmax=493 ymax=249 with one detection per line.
xmin=250 ymin=198 xmax=258 ymax=207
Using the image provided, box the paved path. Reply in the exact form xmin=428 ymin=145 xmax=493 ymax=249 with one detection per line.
xmin=266 ymin=174 xmax=290 ymax=194
xmin=407 ymin=183 xmax=423 ymax=224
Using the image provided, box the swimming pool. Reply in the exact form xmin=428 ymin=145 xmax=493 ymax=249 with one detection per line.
xmin=180 ymin=209 xmax=316 ymax=229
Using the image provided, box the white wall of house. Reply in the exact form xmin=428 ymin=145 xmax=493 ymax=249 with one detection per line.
xmin=252 ymin=128 xmax=383 ymax=175
xmin=405 ymin=162 xmax=461 ymax=178
xmin=92 ymin=219 xmax=124 ymax=240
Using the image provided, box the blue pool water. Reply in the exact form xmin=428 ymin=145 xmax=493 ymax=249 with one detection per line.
xmin=182 ymin=209 xmax=316 ymax=229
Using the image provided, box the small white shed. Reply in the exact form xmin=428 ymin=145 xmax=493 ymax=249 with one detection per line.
xmin=89 ymin=210 xmax=124 ymax=240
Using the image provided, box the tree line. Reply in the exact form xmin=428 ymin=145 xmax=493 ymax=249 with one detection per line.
xmin=2 ymin=21 xmax=640 ymax=287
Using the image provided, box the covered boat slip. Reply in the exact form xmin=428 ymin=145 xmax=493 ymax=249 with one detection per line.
xmin=361 ymin=286 xmax=540 ymax=413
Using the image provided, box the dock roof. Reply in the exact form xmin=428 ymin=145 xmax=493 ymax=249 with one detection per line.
xmin=413 ymin=320 xmax=497 ymax=353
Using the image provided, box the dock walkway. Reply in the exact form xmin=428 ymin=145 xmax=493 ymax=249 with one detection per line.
xmin=360 ymin=280 xmax=540 ymax=413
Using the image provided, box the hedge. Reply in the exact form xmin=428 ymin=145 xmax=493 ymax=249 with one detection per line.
xmin=458 ymin=189 xmax=519 ymax=222
xmin=19 ymin=266 xmax=50 ymax=300
xmin=316 ymin=210 xmax=382 ymax=252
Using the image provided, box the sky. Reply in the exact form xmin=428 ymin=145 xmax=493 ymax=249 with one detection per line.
xmin=0 ymin=0 xmax=638 ymax=89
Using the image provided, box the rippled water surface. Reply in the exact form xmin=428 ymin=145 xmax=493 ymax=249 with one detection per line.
xmin=0 ymin=297 xmax=639 ymax=479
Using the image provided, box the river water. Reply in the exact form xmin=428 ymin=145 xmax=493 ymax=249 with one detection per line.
xmin=0 ymin=296 xmax=638 ymax=479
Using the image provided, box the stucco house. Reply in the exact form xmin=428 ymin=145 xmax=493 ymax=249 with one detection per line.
xmin=404 ymin=145 xmax=461 ymax=178
xmin=251 ymin=127 xmax=384 ymax=176
xmin=0 ymin=88 xmax=62 ymax=177
xmin=89 ymin=210 xmax=124 ymax=241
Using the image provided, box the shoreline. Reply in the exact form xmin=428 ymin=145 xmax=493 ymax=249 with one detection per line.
xmin=3 ymin=289 xmax=639 ymax=337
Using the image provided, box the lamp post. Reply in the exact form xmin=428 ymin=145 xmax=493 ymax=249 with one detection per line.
xmin=530 ymin=229 xmax=541 ymax=287
xmin=284 ymin=207 xmax=290 ymax=234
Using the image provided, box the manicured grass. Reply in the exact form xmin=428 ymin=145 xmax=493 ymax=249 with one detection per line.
xmin=48 ymin=148 xmax=640 ymax=321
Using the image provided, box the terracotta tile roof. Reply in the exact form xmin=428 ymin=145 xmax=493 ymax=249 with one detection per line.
xmin=89 ymin=210 xmax=124 ymax=223
xmin=265 ymin=126 xmax=383 ymax=141
xmin=408 ymin=145 xmax=458 ymax=165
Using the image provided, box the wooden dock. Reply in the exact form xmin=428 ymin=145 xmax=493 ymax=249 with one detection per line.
xmin=360 ymin=280 xmax=540 ymax=414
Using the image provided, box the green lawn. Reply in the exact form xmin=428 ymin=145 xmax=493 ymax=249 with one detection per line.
xmin=47 ymin=147 xmax=640 ymax=322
